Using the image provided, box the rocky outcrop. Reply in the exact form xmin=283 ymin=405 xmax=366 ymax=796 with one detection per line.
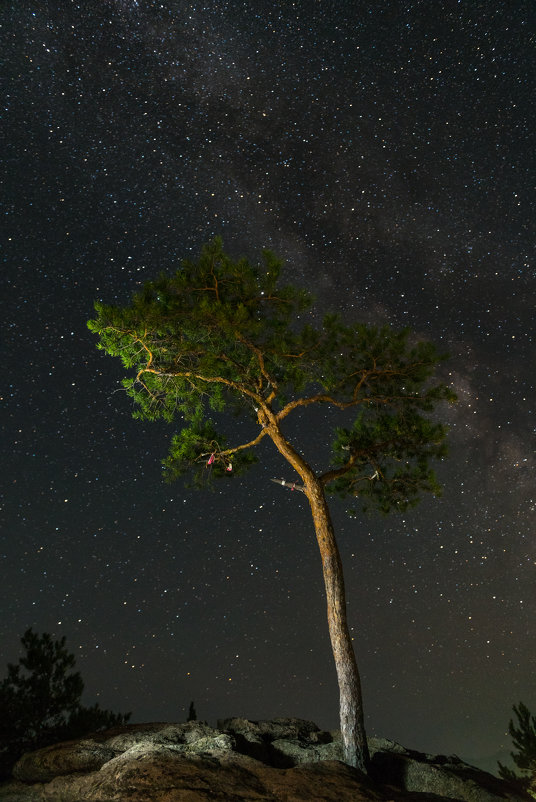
xmin=218 ymin=716 xmax=338 ymax=767
xmin=368 ymin=738 xmax=531 ymax=802
xmin=0 ymin=718 xmax=531 ymax=802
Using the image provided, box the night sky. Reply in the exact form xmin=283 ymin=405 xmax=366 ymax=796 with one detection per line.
xmin=2 ymin=0 xmax=534 ymax=774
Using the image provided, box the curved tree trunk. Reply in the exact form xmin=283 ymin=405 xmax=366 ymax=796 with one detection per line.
xmin=266 ymin=420 xmax=370 ymax=772
xmin=305 ymin=476 xmax=370 ymax=773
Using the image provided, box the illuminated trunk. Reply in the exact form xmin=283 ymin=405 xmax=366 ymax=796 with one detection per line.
xmin=305 ymin=475 xmax=370 ymax=773
xmin=267 ymin=421 xmax=369 ymax=772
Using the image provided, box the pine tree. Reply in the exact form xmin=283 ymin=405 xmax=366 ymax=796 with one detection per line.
xmin=88 ymin=238 xmax=455 ymax=771
xmin=0 ymin=629 xmax=130 ymax=777
xmin=498 ymin=702 xmax=536 ymax=793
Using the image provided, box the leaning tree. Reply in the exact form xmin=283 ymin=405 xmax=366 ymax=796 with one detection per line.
xmin=88 ymin=238 xmax=455 ymax=771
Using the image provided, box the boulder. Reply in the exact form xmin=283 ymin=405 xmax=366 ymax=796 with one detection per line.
xmin=12 ymin=739 xmax=116 ymax=782
xmin=269 ymin=737 xmax=343 ymax=767
xmin=369 ymin=739 xmax=531 ymax=802
xmin=218 ymin=716 xmax=323 ymax=742
xmin=1 ymin=719 xmax=532 ymax=802
xmin=11 ymin=721 xmax=220 ymax=784
xmin=219 ymin=716 xmax=334 ymax=765
xmin=97 ymin=720 xmax=217 ymax=751
xmin=217 ymin=716 xmax=271 ymax=763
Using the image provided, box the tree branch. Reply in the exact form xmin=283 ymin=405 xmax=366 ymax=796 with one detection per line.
xmin=220 ymin=427 xmax=270 ymax=456
xmin=320 ymin=462 xmax=381 ymax=489
xmin=276 ymin=390 xmax=406 ymax=421
xmin=318 ymin=452 xmax=362 ymax=487
xmin=235 ymin=334 xmax=278 ymax=403
xmin=135 ymin=366 xmax=262 ymax=405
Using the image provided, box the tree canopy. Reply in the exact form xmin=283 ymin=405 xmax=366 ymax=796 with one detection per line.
xmin=88 ymin=237 xmax=454 ymax=509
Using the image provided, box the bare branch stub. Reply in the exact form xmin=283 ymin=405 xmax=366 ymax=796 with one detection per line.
xmin=270 ymin=477 xmax=306 ymax=494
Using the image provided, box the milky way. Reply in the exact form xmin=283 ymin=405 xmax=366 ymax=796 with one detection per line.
xmin=2 ymin=1 xmax=534 ymax=772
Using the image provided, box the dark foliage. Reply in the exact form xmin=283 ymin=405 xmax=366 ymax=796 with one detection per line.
xmin=498 ymin=702 xmax=536 ymax=792
xmin=0 ymin=629 xmax=130 ymax=778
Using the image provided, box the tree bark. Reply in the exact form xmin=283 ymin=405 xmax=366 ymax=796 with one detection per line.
xmin=305 ymin=476 xmax=370 ymax=773
xmin=265 ymin=419 xmax=369 ymax=772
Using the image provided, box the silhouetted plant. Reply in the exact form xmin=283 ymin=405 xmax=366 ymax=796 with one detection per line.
xmin=0 ymin=629 xmax=130 ymax=777
xmin=187 ymin=701 xmax=197 ymax=722
xmin=498 ymin=702 xmax=536 ymax=795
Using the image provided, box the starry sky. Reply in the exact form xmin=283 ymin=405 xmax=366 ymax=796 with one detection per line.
xmin=2 ymin=0 xmax=534 ymax=774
